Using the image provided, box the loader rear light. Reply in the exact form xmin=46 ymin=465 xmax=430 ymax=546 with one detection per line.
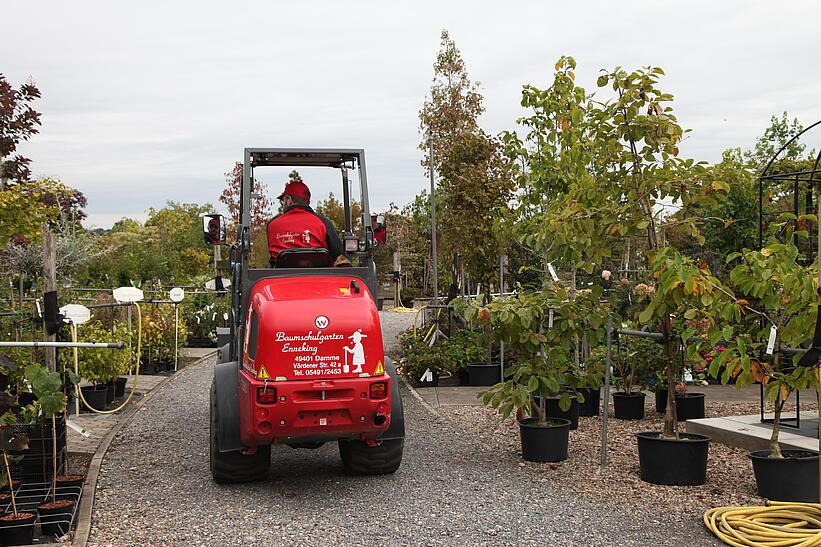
xmin=370 ymin=382 xmax=387 ymax=399
xmin=257 ymin=386 xmax=277 ymax=404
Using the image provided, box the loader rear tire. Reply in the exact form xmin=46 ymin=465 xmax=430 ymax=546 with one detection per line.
xmin=210 ymin=379 xmax=270 ymax=483
xmin=338 ymin=438 xmax=404 ymax=475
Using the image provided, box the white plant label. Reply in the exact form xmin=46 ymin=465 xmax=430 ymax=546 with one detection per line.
xmin=66 ymin=419 xmax=90 ymax=438
xmin=547 ymin=263 xmax=559 ymax=282
xmin=420 ymin=368 xmax=433 ymax=383
xmin=766 ymin=326 xmax=777 ymax=355
xmin=548 ymin=309 xmax=554 ymax=329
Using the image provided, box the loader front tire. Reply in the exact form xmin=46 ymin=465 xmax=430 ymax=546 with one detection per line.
xmin=338 ymin=438 xmax=404 ymax=475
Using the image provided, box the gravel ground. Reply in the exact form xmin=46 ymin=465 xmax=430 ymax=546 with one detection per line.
xmin=445 ymin=399 xmax=819 ymax=533
xmin=90 ymin=312 xmax=722 ymax=546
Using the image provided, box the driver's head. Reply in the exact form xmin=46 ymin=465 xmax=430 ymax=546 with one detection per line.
xmin=277 ymin=180 xmax=311 ymax=211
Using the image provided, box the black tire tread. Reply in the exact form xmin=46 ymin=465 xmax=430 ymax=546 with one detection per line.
xmin=338 ymin=438 xmax=404 ymax=475
xmin=210 ymin=379 xmax=270 ymax=483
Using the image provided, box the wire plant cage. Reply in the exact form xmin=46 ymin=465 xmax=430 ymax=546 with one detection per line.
xmin=758 ymin=120 xmax=821 ymax=257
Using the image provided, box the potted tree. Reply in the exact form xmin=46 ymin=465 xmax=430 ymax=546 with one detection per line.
xmin=26 ymin=365 xmax=79 ymax=536
xmin=478 ymin=290 xmax=572 ymax=462
xmin=0 ymin=394 xmax=35 ymax=546
xmin=706 ymin=224 xmax=820 ymax=502
xmin=479 ymin=286 xmax=605 ymax=461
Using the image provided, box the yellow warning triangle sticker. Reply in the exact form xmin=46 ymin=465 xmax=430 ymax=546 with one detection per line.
xmin=256 ymin=365 xmax=270 ymax=380
xmin=374 ymin=361 xmax=384 ymax=375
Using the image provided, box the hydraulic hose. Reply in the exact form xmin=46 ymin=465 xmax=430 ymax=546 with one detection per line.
xmin=73 ymin=302 xmax=142 ymax=414
xmin=704 ymin=501 xmax=821 ymax=547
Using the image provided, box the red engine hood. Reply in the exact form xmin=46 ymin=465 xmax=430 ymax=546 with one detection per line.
xmin=243 ymin=275 xmax=386 ymax=381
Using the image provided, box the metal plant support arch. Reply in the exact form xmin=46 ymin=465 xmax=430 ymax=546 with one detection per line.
xmin=757 ymin=119 xmax=821 ymax=429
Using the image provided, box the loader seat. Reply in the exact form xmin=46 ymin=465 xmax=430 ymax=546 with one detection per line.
xmin=273 ymin=248 xmax=333 ymax=269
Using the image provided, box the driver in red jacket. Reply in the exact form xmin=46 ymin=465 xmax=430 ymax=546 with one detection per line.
xmin=266 ymin=180 xmax=344 ymax=266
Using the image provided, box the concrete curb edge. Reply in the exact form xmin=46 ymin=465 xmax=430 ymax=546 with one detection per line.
xmin=399 ymin=374 xmax=438 ymax=415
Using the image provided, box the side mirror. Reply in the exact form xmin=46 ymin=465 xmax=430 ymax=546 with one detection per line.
xmin=203 ymin=214 xmax=227 ymax=245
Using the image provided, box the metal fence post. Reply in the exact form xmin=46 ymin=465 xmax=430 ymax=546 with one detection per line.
xmin=600 ymin=316 xmax=613 ymax=470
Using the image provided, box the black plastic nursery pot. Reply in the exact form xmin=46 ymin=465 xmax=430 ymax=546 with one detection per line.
xmin=0 ymin=511 xmax=36 ymax=546
xmin=654 ymin=392 xmax=706 ymax=420
xmin=749 ymin=450 xmax=819 ymax=502
xmin=636 ymin=432 xmax=710 ymax=486
xmin=613 ymin=392 xmax=645 ymax=420
xmin=142 ymin=362 xmax=156 ymax=375
xmin=519 ymin=417 xmax=571 ymax=463
xmin=104 ymin=382 xmax=115 ymax=404
xmin=38 ymin=498 xmax=76 ymax=536
xmin=533 ymin=395 xmax=579 ymax=430
xmin=113 ymin=377 xmax=127 ymax=398
xmin=577 ymin=387 xmax=601 ymax=417
xmin=80 ymin=385 xmax=108 ymax=411
xmin=55 ymin=474 xmax=85 ymax=501
xmin=654 ymin=389 xmax=667 ymax=413
xmin=414 ymin=370 xmax=440 ymax=388
xmin=468 ymin=362 xmax=502 ymax=386
xmin=457 ymin=368 xmax=470 ymax=386
xmin=674 ymin=393 xmax=705 ymax=421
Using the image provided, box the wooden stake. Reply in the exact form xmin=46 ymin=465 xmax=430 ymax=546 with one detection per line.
xmin=43 ymin=224 xmax=57 ymax=373
xmin=3 ymin=452 xmax=18 ymax=516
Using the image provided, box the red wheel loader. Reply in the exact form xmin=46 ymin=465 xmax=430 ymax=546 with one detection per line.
xmin=206 ymin=149 xmax=404 ymax=483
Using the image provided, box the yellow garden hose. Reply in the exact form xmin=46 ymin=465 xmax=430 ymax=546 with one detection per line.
xmin=389 ymin=286 xmax=417 ymax=313
xmin=704 ymin=501 xmax=821 ymax=547
xmin=73 ymin=302 xmax=142 ymax=414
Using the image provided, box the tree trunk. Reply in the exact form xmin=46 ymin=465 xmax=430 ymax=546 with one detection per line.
xmin=3 ymin=452 xmax=18 ymax=517
xmin=769 ymin=394 xmax=785 ymax=458
xmin=661 ymin=317 xmax=679 ymax=439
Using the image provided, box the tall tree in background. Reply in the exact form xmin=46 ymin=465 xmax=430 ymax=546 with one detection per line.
xmin=0 ymin=74 xmax=41 ymax=185
xmin=419 ymin=30 xmax=513 ymax=295
xmin=745 ymin=112 xmax=807 ymax=169
xmin=315 ymin=192 xmax=362 ymax=234
xmin=219 ymin=162 xmax=272 ymax=233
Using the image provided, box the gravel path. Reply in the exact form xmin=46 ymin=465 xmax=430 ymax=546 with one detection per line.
xmin=90 ymin=312 xmax=716 ymax=546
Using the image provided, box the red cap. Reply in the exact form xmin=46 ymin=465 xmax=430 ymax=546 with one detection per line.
xmin=277 ymin=181 xmax=311 ymax=200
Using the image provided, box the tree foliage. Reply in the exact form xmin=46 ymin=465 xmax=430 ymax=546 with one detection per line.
xmin=220 ymin=162 xmax=272 ymax=234
xmin=419 ymin=30 xmax=513 ymax=294
xmin=0 ymin=74 xmax=41 ymax=183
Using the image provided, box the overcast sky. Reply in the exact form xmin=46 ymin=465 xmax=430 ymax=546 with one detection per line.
xmin=3 ymin=1 xmax=819 ymax=228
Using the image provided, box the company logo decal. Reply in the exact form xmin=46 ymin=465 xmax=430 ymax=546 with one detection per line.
xmin=315 ymin=315 xmax=329 ymax=329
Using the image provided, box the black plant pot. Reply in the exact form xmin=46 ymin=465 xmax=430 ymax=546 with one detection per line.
xmin=38 ymin=498 xmax=76 ymax=536
xmin=457 ymin=368 xmax=470 ymax=386
xmin=55 ymin=474 xmax=85 ymax=501
xmin=578 ymin=387 xmax=601 ymax=417
xmin=414 ymin=369 xmax=439 ymax=388
xmin=142 ymin=362 xmax=156 ymax=375
xmin=80 ymin=385 xmax=108 ymax=412
xmin=0 ymin=511 xmax=36 ymax=546
xmin=749 ymin=450 xmax=819 ymax=502
xmin=613 ymin=392 xmax=645 ymax=420
xmin=533 ymin=395 xmax=579 ymax=430
xmin=675 ymin=393 xmax=705 ymax=420
xmin=468 ymin=362 xmax=501 ymax=386
xmin=654 ymin=391 xmax=706 ymax=421
xmin=636 ymin=431 xmax=710 ymax=486
xmin=519 ymin=417 xmax=571 ymax=463
xmin=104 ymin=381 xmax=116 ymax=404
xmin=655 ymin=389 xmax=667 ymax=413
xmin=113 ymin=377 xmax=127 ymax=398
